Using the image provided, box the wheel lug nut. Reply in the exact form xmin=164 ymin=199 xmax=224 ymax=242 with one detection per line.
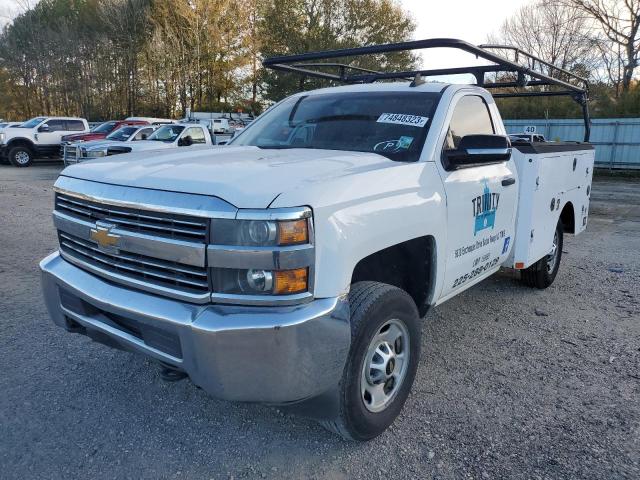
xmin=386 ymin=358 xmax=395 ymax=375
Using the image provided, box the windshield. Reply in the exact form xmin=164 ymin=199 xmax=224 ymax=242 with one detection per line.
xmin=231 ymin=91 xmax=441 ymax=162
xmin=147 ymin=125 xmax=185 ymax=142
xmin=106 ymin=126 xmax=137 ymax=141
xmin=92 ymin=121 xmax=117 ymax=133
xmin=18 ymin=117 xmax=47 ymax=128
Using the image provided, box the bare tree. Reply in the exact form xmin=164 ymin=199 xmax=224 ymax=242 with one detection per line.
xmin=489 ymin=0 xmax=602 ymax=78
xmin=595 ymin=40 xmax=625 ymax=95
xmin=559 ymin=0 xmax=640 ymax=91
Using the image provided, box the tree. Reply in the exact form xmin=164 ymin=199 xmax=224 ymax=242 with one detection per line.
xmin=259 ymin=0 xmax=417 ymax=101
xmin=559 ymin=0 xmax=640 ymax=91
xmin=98 ymin=0 xmax=152 ymax=116
xmin=489 ymin=0 xmax=601 ymax=79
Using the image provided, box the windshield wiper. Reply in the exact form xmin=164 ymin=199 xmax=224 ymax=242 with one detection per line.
xmin=256 ymin=145 xmax=297 ymax=149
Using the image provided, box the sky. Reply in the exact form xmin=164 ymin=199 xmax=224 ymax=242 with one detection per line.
xmin=399 ymin=0 xmax=530 ymax=70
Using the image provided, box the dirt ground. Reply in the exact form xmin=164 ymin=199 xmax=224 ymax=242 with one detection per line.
xmin=0 ymin=164 xmax=638 ymax=479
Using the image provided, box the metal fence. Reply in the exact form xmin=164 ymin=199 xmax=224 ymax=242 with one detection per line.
xmin=503 ymin=118 xmax=640 ymax=170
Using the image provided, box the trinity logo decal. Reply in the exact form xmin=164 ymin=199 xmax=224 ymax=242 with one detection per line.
xmin=472 ymin=181 xmax=500 ymax=235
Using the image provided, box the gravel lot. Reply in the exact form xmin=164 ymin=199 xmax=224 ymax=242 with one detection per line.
xmin=1 ymin=164 xmax=638 ymax=479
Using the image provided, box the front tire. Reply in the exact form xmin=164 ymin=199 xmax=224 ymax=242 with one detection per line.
xmin=321 ymin=282 xmax=421 ymax=441
xmin=9 ymin=146 xmax=34 ymax=167
xmin=521 ymin=220 xmax=564 ymax=289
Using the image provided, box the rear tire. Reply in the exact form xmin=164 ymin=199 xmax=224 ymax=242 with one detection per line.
xmin=321 ymin=281 xmax=421 ymax=441
xmin=9 ymin=146 xmax=34 ymax=167
xmin=521 ymin=220 xmax=563 ymax=289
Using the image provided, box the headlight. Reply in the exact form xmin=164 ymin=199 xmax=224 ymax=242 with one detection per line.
xmin=213 ymin=267 xmax=308 ymax=296
xmin=0 ymin=132 xmax=5 ymax=143
xmin=85 ymin=150 xmax=106 ymax=158
xmin=210 ymin=218 xmax=309 ymax=246
xmin=209 ymin=208 xmax=314 ymax=302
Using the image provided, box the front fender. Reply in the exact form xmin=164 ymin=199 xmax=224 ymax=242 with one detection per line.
xmin=7 ymin=137 xmax=36 ymax=149
xmin=271 ymin=162 xmax=447 ymax=299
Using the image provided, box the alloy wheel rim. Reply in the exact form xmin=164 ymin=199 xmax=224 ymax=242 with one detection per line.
xmin=15 ymin=151 xmax=30 ymax=164
xmin=361 ymin=318 xmax=410 ymax=413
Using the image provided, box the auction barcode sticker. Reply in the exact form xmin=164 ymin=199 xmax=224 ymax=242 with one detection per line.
xmin=377 ymin=113 xmax=429 ymax=128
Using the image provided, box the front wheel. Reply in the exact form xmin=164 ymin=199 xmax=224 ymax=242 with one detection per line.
xmin=321 ymin=282 xmax=421 ymax=441
xmin=9 ymin=146 xmax=34 ymax=167
xmin=521 ymin=220 xmax=564 ymax=289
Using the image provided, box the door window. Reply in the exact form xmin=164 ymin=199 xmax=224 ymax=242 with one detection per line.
xmin=134 ymin=128 xmax=154 ymax=140
xmin=183 ymin=127 xmax=207 ymax=144
xmin=46 ymin=119 xmax=67 ymax=131
xmin=444 ymin=96 xmax=495 ymax=150
xmin=65 ymin=120 xmax=86 ymax=131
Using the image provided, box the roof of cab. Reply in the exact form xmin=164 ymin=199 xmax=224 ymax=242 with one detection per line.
xmin=300 ymin=81 xmax=450 ymax=96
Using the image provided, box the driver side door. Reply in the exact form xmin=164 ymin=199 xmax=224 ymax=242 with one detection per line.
xmin=437 ymin=94 xmax=518 ymax=301
xmin=36 ymin=119 xmax=67 ymax=146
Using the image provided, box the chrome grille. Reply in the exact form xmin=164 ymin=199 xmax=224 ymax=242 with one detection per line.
xmin=62 ymin=145 xmax=79 ymax=164
xmin=55 ymin=193 xmax=208 ymax=243
xmin=59 ymin=232 xmax=209 ymax=294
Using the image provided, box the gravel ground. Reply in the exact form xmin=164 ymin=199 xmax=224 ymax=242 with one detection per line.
xmin=0 ymin=164 xmax=638 ymax=479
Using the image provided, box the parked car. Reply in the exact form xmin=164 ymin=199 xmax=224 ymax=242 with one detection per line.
xmin=63 ymin=125 xmax=158 ymax=165
xmin=211 ymin=118 xmax=232 ymax=134
xmin=100 ymin=123 xmax=212 ymax=156
xmin=40 ymin=39 xmax=595 ymax=441
xmin=509 ymin=133 xmax=546 ymax=143
xmin=0 ymin=122 xmax=22 ymax=130
xmin=61 ymin=119 xmax=149 ymax=145
xmin=125 ymin=116 xmax=175 ymax=125
xmin=0 ymin=116 xmax=89 ymax=167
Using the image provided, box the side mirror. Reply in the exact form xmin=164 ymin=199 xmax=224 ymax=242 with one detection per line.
xmin=444 ymin=134 xmax=511 ymax=170
xmin=179 ymin=135 xmax=193 ymax=147
xmin=38 ymin=124 xmax=50 ymax=132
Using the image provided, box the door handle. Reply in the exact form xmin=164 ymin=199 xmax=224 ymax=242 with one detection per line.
xmin=502 ymin=177 xmax=516 ymax=187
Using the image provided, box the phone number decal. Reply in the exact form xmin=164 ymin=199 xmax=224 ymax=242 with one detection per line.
xmin=452 ymin=257 xmax=500 ymax=289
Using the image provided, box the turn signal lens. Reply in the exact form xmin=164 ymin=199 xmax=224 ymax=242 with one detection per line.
xmin=273 ymin=268 xmax=308 ymax=294
xmin=278 ymin=219 xmax=309 ymax=245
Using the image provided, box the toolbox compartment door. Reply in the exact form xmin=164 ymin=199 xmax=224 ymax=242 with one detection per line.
xmin=510 ymin=146 xmax=595 ymax=269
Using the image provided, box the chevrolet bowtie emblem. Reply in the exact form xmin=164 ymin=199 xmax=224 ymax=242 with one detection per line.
xmin=90 ymin=222 xmax=120 ymax=250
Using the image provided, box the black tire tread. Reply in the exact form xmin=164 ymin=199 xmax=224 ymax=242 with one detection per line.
xmin=8 ymin=146 xmax=33 ymax=168
xmin=320 ymin=281 xmax=418 ymax=441
xmin=520 ymin=221 xmax=563 ymax=289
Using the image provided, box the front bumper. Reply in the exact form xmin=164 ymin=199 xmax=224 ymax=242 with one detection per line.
xmin=40 ymin=252 xmax=350 ymax=404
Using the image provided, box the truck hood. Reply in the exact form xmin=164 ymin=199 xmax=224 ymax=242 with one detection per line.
xmin=2 ymin=126 xmax=31 ymax=136
xmin=61 ymin=146 xmax=397 ymax=208
xmin=78 ymin=139 xmax=117 ymax=149
xmin=120 ymin=140 xmax=177 ymax=151
xmin=63 ymin=132 xmax=105 ymax=142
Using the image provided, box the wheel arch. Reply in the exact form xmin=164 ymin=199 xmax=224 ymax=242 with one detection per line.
xmin=350 ymin=235 xmax=437 ymax=317
xmin=7 ymin=137 xmax=35 ymax=151
xmin=560 ymin=201 xmax=576 ymax=234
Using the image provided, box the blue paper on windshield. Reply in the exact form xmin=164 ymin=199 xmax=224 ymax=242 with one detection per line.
xmin=398 ymin=136 xmax=414 ymax=149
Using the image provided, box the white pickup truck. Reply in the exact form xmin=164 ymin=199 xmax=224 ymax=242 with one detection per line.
xmin=101 ymin=123 xmax=213 ymax=156
xmin=1 ymin=116 xmax=89 ymax=166
xmin=40 ymin=39 xmax=594 ymax=441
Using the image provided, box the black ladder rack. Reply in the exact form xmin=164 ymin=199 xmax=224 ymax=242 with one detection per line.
xmin=262 ymin=38 xmax=591 ymax=141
